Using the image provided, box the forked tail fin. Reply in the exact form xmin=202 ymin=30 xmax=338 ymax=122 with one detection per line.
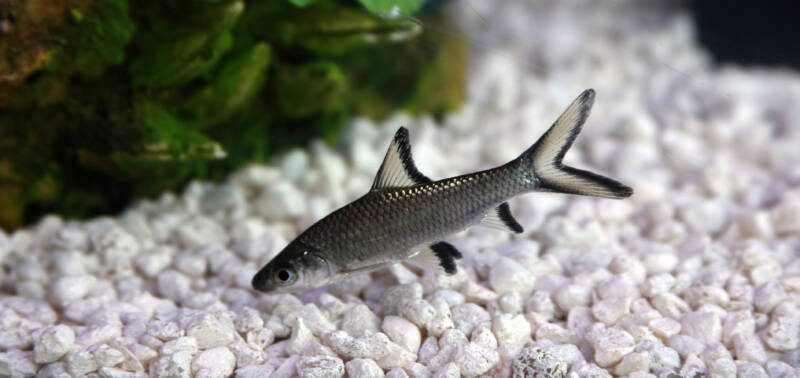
xmin=520 ymin=89 xmax=633 ymax=199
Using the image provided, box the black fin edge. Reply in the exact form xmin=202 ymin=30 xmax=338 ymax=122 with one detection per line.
xmin=497 ymin=202 xmax=524 ymax=234
xmin=394 ymin=127 xmax=433 ymax=185
xmin=430 ymin=241 xmax=462 ymax=274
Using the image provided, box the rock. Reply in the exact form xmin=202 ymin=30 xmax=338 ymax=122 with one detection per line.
xmin=433 ymin=362 xmax=460 ymax=378
xmin=650 ymin=292 xmax=689 ymax=318
xmin=185 ymin=313 xmax=235 ymax=350
xmin=641 ymin=274 xmax=675 ymax=298
xmin=384 ymin=368 xmax=410 ymax=378
xmin=733 ymin=333 xmax=767 ymax=364
xmin=763 ymin=303 xmax=800 ymax=351
xmin=667 ymin=335 xmax=705 ymax=358
xmin=382 ymin=316 xmax=421 ymax=353
xmin=642 ymin=252 xmax=678 ymax=275
xmin=471 ymin=325 xmax=498 ymax=350
xmin=34 ymin=325 xmax=76 ymax=363
xmin=342 ymin=304 xmax=380 ymax=338
xmin=613 ymin=351 xmax=649 ymax=376
xmin=345 ymin=358 xmax=384 ymax=378
xmin=736 ymin=361 xmax=768 ymax=378
xmin=648 ymin=318 xmax=681 ymax=341
xmin=753 ymin=280 xmax=787 ymax=314
xmin=707 ymin=358 xmax=736 ymax=377
xmin=535 ymin=323 xmax=575 ymax=344
xmin=511 ymin=346 xmax=567 ymax=378
xmin=0 ymin=350 xmax=37 ymax=377
xmin=156 ymin=270 xmax=191 ymax=302
xmin=297 ymin=355 xmax=345 ymax=378
xmin=50 ymin=275 xmax=97 ymax=305
xmin=555 ymin=284 xmax=591 ymax=313
xmin=454 ymin=343 xmax=499 ymax=378
xmin=765 ymin=360 xmax=796 ymax=378
xmin=489 ymin=257 xmax=536 ymax=296
xmin=492 ymin=314 xmax=531 ymax=351
xmin=66 ymin=349 xmax=98 ymax=376
xmin=191 ymin=347 xmax=236 ymax=377
xmin=148 ymin=351 xmax=193 ymax=378
xmin=92 ymin=344 xmax=125 ymax=367
xmin=592 ymin=297 xmax=631 ymax=325
xmin=679 ymin=353 xmax=707 ymax=377
xmin=375 ymin=342 xmax=416 ymax=370
xmin=451 ymin=303 xmax=491 ymax=336
xmin=380 ymin=283 xmax=423 ymax=316
xmin=418 ymin=337 xmax=439 ymax=365
xmin=679 ymin=311 xmax=721 ymax=344
xmin=685 ymin=285 xmax=730 ymax=308
xmin=255 ymin=182 xmax=307 ymax=221
xmin=161 ymin=337 xmax=199 ymax=355
xmin=586 ymin=326 xmax=635 ymax=367
xmin=399 ymin=298 xmax=437 ymax=328
xmin=98 ymin=367 xmax=148 ymax=378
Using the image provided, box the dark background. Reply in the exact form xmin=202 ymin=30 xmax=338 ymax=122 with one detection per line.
xmin=691 ymin=1 xmax=800 ymax=70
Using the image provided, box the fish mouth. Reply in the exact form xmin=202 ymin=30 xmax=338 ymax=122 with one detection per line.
xmin=251 ymin=269 xmax=274 ymax=292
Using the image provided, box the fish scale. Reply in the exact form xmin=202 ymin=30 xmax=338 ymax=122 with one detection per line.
xmin=253 ymin=89 xmax=633 ymax=293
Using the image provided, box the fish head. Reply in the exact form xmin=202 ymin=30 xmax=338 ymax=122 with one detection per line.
xmin=251 ymin=240 xmax=333 ymax=293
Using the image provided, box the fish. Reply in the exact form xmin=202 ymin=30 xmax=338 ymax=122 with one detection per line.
xmin=252 ymin=89 xmax=633 ymax=293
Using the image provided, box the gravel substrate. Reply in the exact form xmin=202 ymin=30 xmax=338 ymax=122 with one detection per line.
xmin=2 ymin=1 xmax=800 ymax=377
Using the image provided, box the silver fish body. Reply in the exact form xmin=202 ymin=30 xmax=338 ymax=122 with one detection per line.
xmin=253 ymin=89 xmax=633 ymax=293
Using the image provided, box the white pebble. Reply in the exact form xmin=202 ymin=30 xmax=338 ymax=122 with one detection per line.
xmin=492 ymin=314 xmax=531 ymax=351
xmin=489 ymin=257 xmax=536 ymax=296
xmin=66 ymin=349 xmax=98 ymax=376
xmin=511 ymin=345 xmax=567 ymax=378
xmin=345 ymin=358 xmax=384 ymax=378
xmin=733 ymin=333 xmax=767 ymax=364
xmin=736 ymin=361 xmax=769 ymax=378
xmin=433 ymin=362 xmax=459 ymax=378
xmin=156 ymin=270 xmax=191 ymax=302
xmin=587 ymin=326 xmax=635 ymax=367
xmin=92 ymin=344 xmax=125 ymax=367
xmin=642 ymin=252 xmax=678 ymax=275
xmin=255 ymin=182 xmax=308 ymax=221
xmin=592 ymin=297 xmax=630 ymax=326
xmin=648 ymin=318 xmax=681 ymax=341
xmin=650 ymin=292 xmax=689 ymax=318
xmin=192 ymin=347 xmax=236 ymax=377
xmin=382 ymin=316 xmax=421 ymax=353
xmin=613 ymin=351 xmax=649 ymax=376
xmin=34 ymin=325 xmax=75 ymax=363
xmin=341 ymin=304 xmax=380 ymax=338
xmin=555 ymin=284 xmax=591 ymax=313
xmin=0 ymin=350 xmax=37 ymax=377
xmin=454 ymin=343 xmax=499 ymax=378
xmin=763 ymin=303 xmax=800 ymax=351
xmin=185 ymin=313 xmax=236 ymax=350
xmin=160 ymin=337 xmax=199 ymax=355
xmin=680 ymin=311 xmax=721 ymax=344
xmin=50 ymin=275 xmax=97 ymax=305
xmin=451 ymin=303 xmax=491 ymax=336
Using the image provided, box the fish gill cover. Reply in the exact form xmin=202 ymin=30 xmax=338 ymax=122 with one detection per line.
xmin=0 ymin=0 xmax=466 ymax=229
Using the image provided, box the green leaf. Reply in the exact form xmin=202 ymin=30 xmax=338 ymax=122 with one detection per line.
xmin=288 ymin=0 xmax=318 ymax=7
xmin=358 ymin=0 xmax=422 ymax=17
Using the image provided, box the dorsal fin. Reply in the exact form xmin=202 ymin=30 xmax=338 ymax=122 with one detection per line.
xmin=480 ymin=202 xmax=524 ymax=234
xmin=372 ymin=127 xmax=432 ymax=190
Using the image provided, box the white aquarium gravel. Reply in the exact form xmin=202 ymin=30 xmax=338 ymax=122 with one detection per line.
xmin=2 ymin=1 xmax=800 ymax=377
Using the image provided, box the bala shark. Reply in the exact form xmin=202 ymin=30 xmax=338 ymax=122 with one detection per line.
xmin=252 ymin=89 xmax=633 ymax=293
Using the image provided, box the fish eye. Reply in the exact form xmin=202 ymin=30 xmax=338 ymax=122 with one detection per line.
xmin=273 ymin=267 xmax=297 ymax=285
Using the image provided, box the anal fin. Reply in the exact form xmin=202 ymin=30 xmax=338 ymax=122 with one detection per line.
xmin=480 ymin=202 xmax=524 ymax=234
xmin=409 ymin=241 xmax=463 ymax=275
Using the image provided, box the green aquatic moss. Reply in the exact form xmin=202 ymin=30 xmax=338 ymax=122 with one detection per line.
xmin=0 ymin=0 xmax=467 ymax=229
